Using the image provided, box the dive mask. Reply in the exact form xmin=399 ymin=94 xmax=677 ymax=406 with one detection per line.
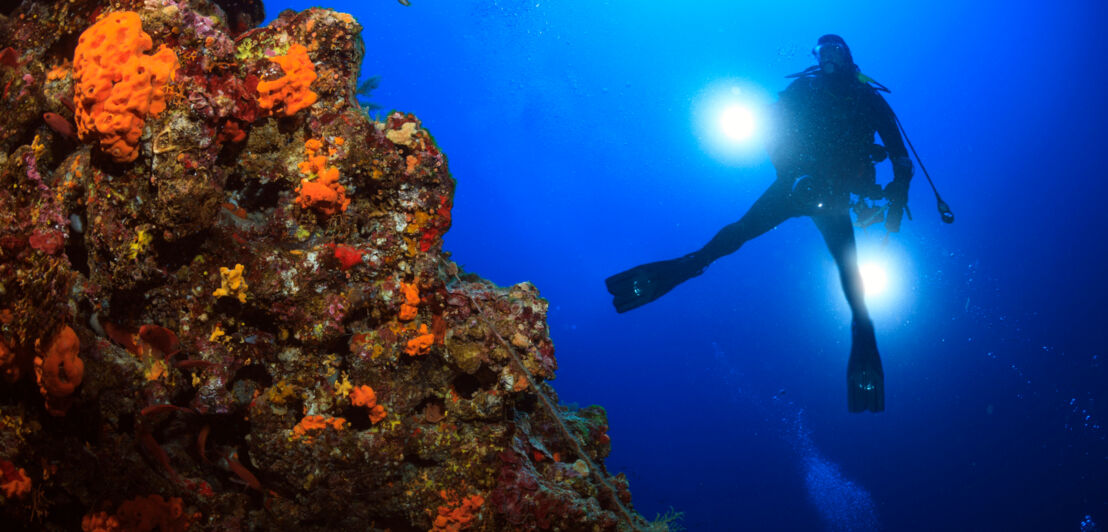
xmin=814 ymin=42 xmax=850 ymax=72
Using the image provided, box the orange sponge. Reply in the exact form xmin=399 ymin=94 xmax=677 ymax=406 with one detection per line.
xmin=0 ymin=460 xmax=31 ymax=499
xmin=296 ymin=138 xmax=349 ymax=215
xmin=0 ymin=340 xmax=16 ymax=382
xmin=399 ymin=282 xmax=420 ymax=321
xmin=34 ymin=326 xmax=84 ymax=416
xmin=73 ymin=11 xmax=178 ymax=163
xmin=292 ymin=415 xmax=347 ymax=443
xmin=432 ymin=492 xmax=485 ymax=532
xmin=257 ymin=44 xmax=318 ymax=116
xmin=405 ymin=324 xmax=434 ymax=356
xmin=350 ymin=385 xmax=387 ymax=424
xmin=115 ymin=495 xmax=191 ymax=532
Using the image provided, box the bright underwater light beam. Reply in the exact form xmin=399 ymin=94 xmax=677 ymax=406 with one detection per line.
xmin=828 ymin=244 xmax=916 ymax=319
xmin=858 ymin=261 xmax=888 ymax=297
xmin=692 ymin=80 xmax=771 ymax=165
xmin=719 ymin=104 xmax=756 ymax=142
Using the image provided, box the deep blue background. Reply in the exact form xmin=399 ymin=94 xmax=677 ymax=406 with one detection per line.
xmin=265 ymin=2 xmax=1108 ymax=530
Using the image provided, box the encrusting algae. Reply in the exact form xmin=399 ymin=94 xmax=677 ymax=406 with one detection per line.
xmin=0 ymin=0 xmax=658 ymax=530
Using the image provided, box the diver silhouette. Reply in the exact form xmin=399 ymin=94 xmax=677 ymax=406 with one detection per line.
xmin=606 ymin=35 xmax=913 ymax=413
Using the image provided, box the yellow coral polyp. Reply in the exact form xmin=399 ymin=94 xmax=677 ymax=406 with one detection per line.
xmin=213 ymin=264 xmax=248 ymax=303
xmin=257 ymin=44 xmax=318 ymax=116
xmin=74 ymin=11 xmax=179 ymax=162
xmin=127 ymin=228 xmax=152 ymax=260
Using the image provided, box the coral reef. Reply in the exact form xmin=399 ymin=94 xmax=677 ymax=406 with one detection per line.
xmin=0 ymin=0 xmax=648 ymax=530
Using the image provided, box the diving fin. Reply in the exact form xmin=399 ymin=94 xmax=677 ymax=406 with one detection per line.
xmin=847 ymin=319 xmax=885 ymax=413
xmin=605 ymin=253 xmax=707 ymax=313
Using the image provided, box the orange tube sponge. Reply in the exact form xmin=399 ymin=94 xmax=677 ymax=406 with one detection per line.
xmin=34 ymin=326 xmax=84 ymax=416
xmin=73 ymin=11 xmax=179 ymax=162
xmin=257 ymin=44 xmax=318 ymax=116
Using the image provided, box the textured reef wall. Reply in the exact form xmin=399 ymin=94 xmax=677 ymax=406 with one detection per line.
xmin=0 ymin=1 xmax=648 ymax=529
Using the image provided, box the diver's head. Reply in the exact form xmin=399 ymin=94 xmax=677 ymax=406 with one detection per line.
xmin=813 ymin=34 xmax=854 ymax=75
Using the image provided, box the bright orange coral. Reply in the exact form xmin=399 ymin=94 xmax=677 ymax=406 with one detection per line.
xmin=257 ymin=44 xmax=318 ymax=116
xmin=73 ymin=11 xmax=179 ymax=162
xmin=0 ymin=340 xmax=17 ymax=382
xmin=399 ymin=282 xmax=419 ymax=321
xmin=115 ymin=494 xmax=191 ymax=532
xmin=406 ymin=324 xmax=434 ymax=356
xmin=296 ymin=138 xmax=349 ymax=215
xmin=34 ymin=325 xmax=84 ymax=416
xmin=350 ymin=385 xmax=387 ymax=424
xmin=296 ymin=170 xmax=348 ymax=215
xmin=0 ymin=459 xmax=31 ymax=499
xmin=349 ymin=384 xmax=376 ymax=408
xmin=432 ymin=492 xmax=485 ymax=532
xmin=292 ymin=415 xmax=346 ymax=443
xmin=81 ymin=511 xmax=121 ymax=532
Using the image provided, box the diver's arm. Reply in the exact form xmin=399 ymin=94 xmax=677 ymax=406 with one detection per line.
xmin=871 ymin=91 xmax=913 ymax=231
xmin=871 ymin=92 xmax=912 ymax=181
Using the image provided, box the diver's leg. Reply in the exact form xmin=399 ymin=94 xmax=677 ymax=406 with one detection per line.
xmin=696 ymin=177 xmax=797 ymax=264
xmin=811 ymin=213 xmax=869 ymax=320
xmin=606 ymin=178 xmax=796 ymax=313
xmin=811 ymin=213 xmax=884 ymax=413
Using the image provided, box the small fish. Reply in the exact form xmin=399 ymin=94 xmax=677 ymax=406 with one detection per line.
xmin=60 ymin=95 xmax=76 ymax=114
xmin=138 ymin=431 xmax=180 ymax=484
xmin=175 ymin=359 xmax=216 ymax=370
xmin=398 ymin=0 xmax=410 ymax=5
xmin=43 ymin=112 xmax=75 ymax=139
xmin=139 ymin=324 xmax=180 ymax=358
xmin=198 ymin=424 xmax=212 ymax=464
xmin=102 ymin=321 xmax=139 ymax=354
xmin=356 ymin=76 xmax=380 ymax=97
xmin=221 ymin=450 xmax=263 ymax=492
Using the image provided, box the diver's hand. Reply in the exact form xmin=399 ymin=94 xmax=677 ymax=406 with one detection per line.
xmin=892 ymin=156 xmax=914 ymax=182
xmin=884 ymin=179 xmax=910 ymax=233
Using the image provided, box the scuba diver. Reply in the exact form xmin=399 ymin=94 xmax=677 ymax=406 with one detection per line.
xmin=606 ymin=34 xmax=913 ymax=413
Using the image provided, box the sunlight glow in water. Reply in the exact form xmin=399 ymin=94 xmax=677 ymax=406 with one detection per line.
xmin=719 ymin=104 xmax=756 ymax=141
xmin=828 ymin=246 xmax=915 ymax=319
xmin=692 ymin=80 xmax=771 ymax=166
xmin=858 ymin=261 xmax=888 ymax=297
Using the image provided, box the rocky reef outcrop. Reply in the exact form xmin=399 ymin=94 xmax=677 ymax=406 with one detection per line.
xmin=0 ymin=1 xmax=653 ymax=529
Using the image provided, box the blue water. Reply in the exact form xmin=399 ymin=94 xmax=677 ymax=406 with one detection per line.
xmin=266 ymin=2 xmax=1108 ymax=530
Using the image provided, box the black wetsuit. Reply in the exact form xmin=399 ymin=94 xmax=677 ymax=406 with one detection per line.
xmin=692 ymin=68 xmax=911 ymax=412
xmin=606 ymin=66 xmax=911 ymax=412
xmin=697 ymin=69 xmax=910 ymax=322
